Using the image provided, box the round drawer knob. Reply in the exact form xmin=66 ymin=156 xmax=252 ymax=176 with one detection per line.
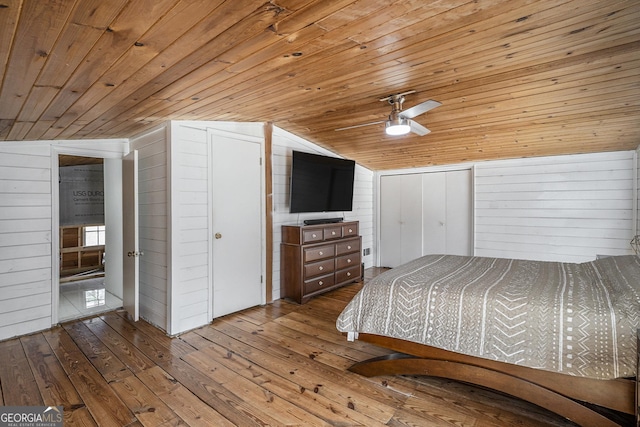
xmin=318 ymin=281 xmax=324 ymax=286
xmin=347 ymin=272 xmax=351 ymax=277
xmin=319 ymin=266 xmax=323 ymax=271
xmin=319 ymin=251 xmax=323 ymax=255
xmin=347 ymin=258 xmax=352 ymax=263
xmin=331 ymin=231 xmax=336 ymax=235
xmin=347 ymin=245 xmax=352 ymax=250
xmin=312 ymin=233 xmax=317 ymax=238
xmin=349 ymin=228 xmax=353 ymax=233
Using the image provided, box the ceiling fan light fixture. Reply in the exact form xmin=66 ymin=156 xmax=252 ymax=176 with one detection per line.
xmin=385 ymin=118 xmax=411 ymax=135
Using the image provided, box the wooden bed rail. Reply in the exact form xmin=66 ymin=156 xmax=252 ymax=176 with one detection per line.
xmin=349 ymin=333 xmax=636 ymax=427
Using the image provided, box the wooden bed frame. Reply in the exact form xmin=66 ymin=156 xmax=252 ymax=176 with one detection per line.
xmin=348 ymin=333 xmax=637 ymax=427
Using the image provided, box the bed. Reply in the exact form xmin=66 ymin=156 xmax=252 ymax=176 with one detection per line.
xmin=336 ymin=254 xmax=640 ymax=426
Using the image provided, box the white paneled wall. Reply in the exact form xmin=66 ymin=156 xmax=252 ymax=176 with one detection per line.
xmin=168 ymin=123 xmax=211 ymax=334
xmin=271 ymin=127 xmax=374 ymax=300
xmin=154 ymin=121 xmax=266 ymax=335
xmin=0 ymin=144 xmax=53 ymax=340
xmin=475 ymin=151 xmax=636 ymax=262
xmin=130 ymin=126 xmax=169 ymax=330
xmin=0 ymin=139 xmax=126 ymax=341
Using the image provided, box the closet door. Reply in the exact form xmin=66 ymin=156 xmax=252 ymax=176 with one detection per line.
xmin=421 ymin=172 xmax=446 ymax=255
xmin=379 ymin=169 xmax=472 ymax=268
xmin=379 ymin=174 xmax=423 ymax=267
xmin=445 ymin=169 xmax=472 ymax=256
xmin=422 ymin=169 xmax=472 ymax=256
xmin=210 ymin=132 xmax=263 ymax=318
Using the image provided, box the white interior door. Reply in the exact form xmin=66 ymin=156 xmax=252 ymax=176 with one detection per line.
xmin=422 ymin=172 xmax=447 ymax=254
xmin=122 ymin=150 xmax=139 ymax=321
xmin=422 ymin=170 xmax=472 ymax=255
xmin=211 ymin=133 xmax=262 ymax=318
xmin=445 ymin=169 xmax=472 ymax=256
xmin=379 ymin=174 xmax=423 ymax=267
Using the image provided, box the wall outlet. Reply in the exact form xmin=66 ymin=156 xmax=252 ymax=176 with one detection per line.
xmin=363 ymin=248 xmax=371 ymax=256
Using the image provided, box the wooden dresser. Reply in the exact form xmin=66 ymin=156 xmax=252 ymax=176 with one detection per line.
xmin=281 ymin=221 xmax=361 ymax=304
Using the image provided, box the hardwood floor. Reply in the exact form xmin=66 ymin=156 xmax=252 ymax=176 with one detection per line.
xmin=0 ymin=279 xmax=582 ymax=426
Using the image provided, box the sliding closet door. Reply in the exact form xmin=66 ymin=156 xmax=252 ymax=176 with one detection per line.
xmin=379 ymin=174 xmax=423 ymax=267
xmin=379 ymin=169 xmax=472 ymax=267
xmin=422 ymin=169 xmax=472 ymax=256
xmin=444 ymin=169 xmax=472 ymax=256
xmin=421 ymin=172 xmax=446 ymax=254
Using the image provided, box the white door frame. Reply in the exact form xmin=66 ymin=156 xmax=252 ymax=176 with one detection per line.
xmin=50 ymin=146 xmax=123 ymax=325
xmin=206 ymin=127 xmax=267 ymax=322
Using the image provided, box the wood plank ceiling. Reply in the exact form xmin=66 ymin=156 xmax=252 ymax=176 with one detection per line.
xmin=0 ymin=0 xmax=638 ymax=170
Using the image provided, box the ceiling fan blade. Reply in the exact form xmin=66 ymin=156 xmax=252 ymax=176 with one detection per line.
xmin=409 ymin=120 xmax=431 ymax=136
xmin=335 ymin=120 xmax=386 ymax=131
xmin=401 ymin=99 xmax=441 ymax=119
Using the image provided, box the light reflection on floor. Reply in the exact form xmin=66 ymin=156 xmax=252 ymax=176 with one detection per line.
xmin=59 ymin=277 xmax=122 ymax=322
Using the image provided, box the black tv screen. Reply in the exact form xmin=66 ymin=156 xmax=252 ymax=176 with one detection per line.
xmin=289 ymin=151 xmax=355 ymax=213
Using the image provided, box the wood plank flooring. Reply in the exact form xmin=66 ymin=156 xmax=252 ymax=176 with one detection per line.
xmin=0 ymin=277 xmax=583 ymax=426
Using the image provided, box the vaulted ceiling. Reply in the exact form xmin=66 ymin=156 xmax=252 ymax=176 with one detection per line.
xmin=0 ymin=0 xmax=638 ymax=170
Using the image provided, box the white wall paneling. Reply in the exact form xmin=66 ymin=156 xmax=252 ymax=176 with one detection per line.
xmin=168 ymin=123 xmax=209 ymax=335
xmin=474 ymin=151 xmax=637 ymax=262
xmin=129 ymin=125 xmax=170 ymax=331
xmin=271 ymin=126 xmax=375 ymax=300
xmin=166 ymin=121 xmax=266 ymax=335
xmin=0 ymin=139 xmax=126 ymax=341
xmin=0 ymin=144 xmax=53 ymax=340
xmin=133 ymin=121 xmax=348 ymax=334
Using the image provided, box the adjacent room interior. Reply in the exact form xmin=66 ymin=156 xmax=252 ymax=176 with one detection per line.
xmin=57 ymin=154 xmax=122 ymax=322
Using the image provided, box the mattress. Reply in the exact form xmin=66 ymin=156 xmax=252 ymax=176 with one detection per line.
xmin=336 ymin=254 xmax=640 ymax=379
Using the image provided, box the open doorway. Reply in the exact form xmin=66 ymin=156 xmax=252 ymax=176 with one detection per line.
xmin=57 ymin=155 xmax=122 ymax=321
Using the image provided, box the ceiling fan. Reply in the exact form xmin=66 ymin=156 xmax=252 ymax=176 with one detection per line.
xmin=335 ymin=90 xmax=441 ymax=136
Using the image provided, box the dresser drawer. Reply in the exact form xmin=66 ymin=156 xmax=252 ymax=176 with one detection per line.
xmin=304 ymin=258 xmax=335 ymax=279
xmin=302 ymin=228 xmax=323 ymax=243
xmin=336 ymin=237 xmax=360 ymax=255
xmin=336 ymin=265 xmax=360 ymax=283
xmin=336 ymin=253 xmax=358 ymax=270
xmin=342 ymin=223 xmax=358 ymax=237
xmin=323 ymin=225 xmax=342 ymax=240
xmin=303 ymin=244 xmax=335 ymax=262
xmin=304 ymin=273 xmax=335 ymax=295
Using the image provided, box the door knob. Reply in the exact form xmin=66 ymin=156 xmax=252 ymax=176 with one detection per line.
xmin=215 ymin=233 xmax=222 ymax=239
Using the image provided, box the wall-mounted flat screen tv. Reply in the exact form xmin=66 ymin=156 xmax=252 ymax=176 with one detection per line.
xmin=289 ymin=151 xmax=355 ymax=213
